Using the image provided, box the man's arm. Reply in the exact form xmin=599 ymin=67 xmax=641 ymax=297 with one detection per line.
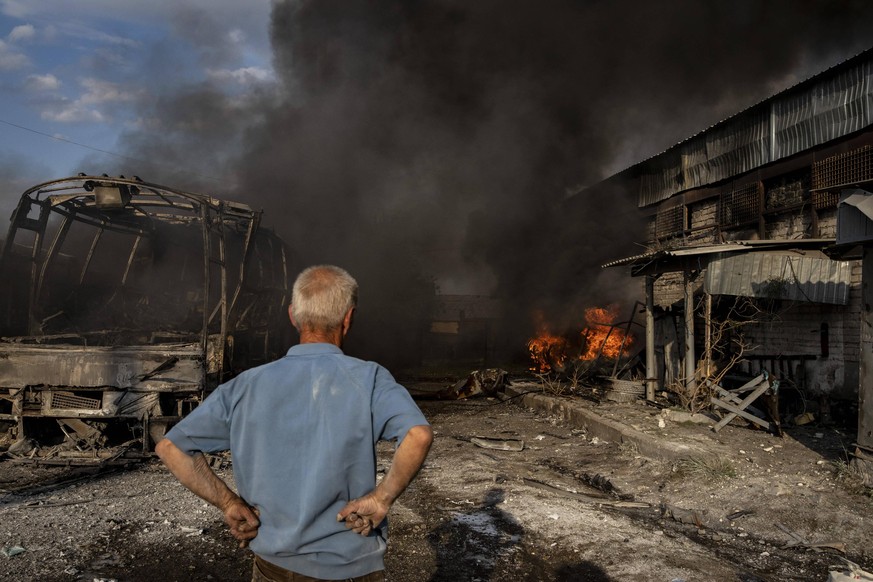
xmin=337 ymin=424 xmax=433 ymax=535
xmin=155 ymin=438 xmax=260 ymax=547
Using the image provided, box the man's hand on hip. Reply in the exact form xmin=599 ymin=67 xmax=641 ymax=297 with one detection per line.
xmin=223 ymin=500 xmax=261 ymax=548
xmin=337 ymin=493 xmax=389 ymax=536
xmin=337 ymin=425 xmax=433 ymax=537
xmin=155 ymin=439 xmax=262 ymax=549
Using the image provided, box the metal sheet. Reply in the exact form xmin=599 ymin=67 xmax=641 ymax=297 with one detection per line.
xmin=601 ymin=240 xmax=836 ymax=268
xmin=704 ymin=252 xmax=852 ymax=305
xmin=0 ymin=342 xmax=204 ymax=392
xmin=637 ymin=51 xmax=873 ymax=207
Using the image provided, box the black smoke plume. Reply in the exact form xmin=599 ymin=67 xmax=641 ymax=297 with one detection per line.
xmin=104 ymin=0 xmax=873 ymax=366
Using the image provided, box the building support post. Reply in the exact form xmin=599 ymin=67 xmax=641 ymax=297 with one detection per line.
xmin=684 ymin=271 xmax=697 ymax=393
xmin=856 ymin=247 xmax=873 ymax=482
xmin=645 ymin=275 xmax=656 ymax=401
xmin=704 ymin=292 xmax=713 ymax=379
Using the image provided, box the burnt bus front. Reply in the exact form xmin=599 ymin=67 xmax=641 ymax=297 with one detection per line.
xmin=0 ymin=175 xmax=292 ymax=462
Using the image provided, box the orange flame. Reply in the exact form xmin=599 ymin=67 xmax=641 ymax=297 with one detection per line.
xmin=526 ymin=315 xmax=569 ymax=373
xmin=579 ymin=306 xmax=634 ymax=360
xmin=527 ymin=306 xmax=633 ymax=372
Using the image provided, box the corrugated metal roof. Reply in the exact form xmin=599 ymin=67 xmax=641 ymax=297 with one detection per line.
xmin=600 ymin=243 xmax=751 ymax=268
xmin=601 ymin=239 xmax=834 ymax=268
xmin=704 ymin=253 xmax=852 ymax=305
xmin=636 ymin=49 xmax=873 ymax=207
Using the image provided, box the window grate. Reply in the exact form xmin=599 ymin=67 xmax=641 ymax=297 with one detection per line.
xmin=719 ymin=182 xmax=762 ymax=227
xmin=813 ymin=145 xmax=873 ymax=190
xmin=50 ymin=391 xmax=102 ymax=410
xmin=812 ymin=190 xmax=839 ymax=210
xmin=655 ymin=205 xmax=686 ymax=239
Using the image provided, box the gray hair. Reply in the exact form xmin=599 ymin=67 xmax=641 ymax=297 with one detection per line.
xmin=291 ymin=265 xmax=358 ymax=330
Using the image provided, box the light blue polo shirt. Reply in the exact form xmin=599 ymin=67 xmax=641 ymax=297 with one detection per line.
xmin=164 ymin=343 xmax=429 ymax=579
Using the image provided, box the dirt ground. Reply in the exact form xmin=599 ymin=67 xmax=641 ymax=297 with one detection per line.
xmin=1 ymin=376 xmax=872 ymax=581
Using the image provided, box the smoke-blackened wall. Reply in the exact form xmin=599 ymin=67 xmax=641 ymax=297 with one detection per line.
xmin=106 ymin=0 xmax=873 ymax=365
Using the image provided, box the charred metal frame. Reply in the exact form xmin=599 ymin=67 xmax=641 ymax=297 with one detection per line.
xmin=0 ymin=175 xmax=292 ymax=462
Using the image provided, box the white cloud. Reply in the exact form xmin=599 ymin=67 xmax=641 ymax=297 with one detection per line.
xmin=8 ymin=23 xmax=35 ymax=42
xmin=24 ymin=73 xmax=60 ymax=91
xmin=39 ymin=78 xmax=139 ymax=123
xmin=228 ymin=28 xmax=245 ymax=45
xmin=0 ymin=0 xmax=31 ymax=19
xmin=0 ymin=38 xmax=28 ymax=69
xmin=207 ymin=66 xmax=272 ymax=85
xmin=78 ymin=77 xmax=141 ymax=104
xmin=41 ymin=102 xmax=104 ymax=123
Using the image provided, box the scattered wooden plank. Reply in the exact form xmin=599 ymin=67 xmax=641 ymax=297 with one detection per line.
xmin=712 ymin=381 xmax=773 ymax=432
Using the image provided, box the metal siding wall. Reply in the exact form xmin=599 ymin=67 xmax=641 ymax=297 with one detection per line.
xmin=638 ymin=56 xmax=873 ymax=208
xmin=704 ymin=253 xmax=852 ymax=305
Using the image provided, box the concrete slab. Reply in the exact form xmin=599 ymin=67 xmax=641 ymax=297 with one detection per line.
xmin=506 ymin=383 xmax=728 ymax=463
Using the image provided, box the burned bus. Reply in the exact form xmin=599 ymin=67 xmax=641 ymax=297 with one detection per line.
xmin=0 ymin=175 xmax=293 ymax=463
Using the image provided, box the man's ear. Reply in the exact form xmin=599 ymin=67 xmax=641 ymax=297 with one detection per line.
xmin=342 ymin=307 xmax=355 ymax=336
xmin=288 ymin=304 xmax=298 ymax=329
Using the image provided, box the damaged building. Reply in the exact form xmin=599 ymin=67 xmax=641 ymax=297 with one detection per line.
xmin=0 ymin=175 xmax=294 ymax=462
xmin=425 ymin=294 xmax=503 ymax=367
xmin=597 ymin=49 xmax=873 ymax=468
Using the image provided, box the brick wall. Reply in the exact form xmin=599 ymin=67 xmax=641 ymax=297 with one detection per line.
xmin=818 ymin=208 xmax=838 ymax=238
xmin=687 ymin=200 xmax=719 ymax=245
xmin=765 ymin=212 xmax=812 ymax=239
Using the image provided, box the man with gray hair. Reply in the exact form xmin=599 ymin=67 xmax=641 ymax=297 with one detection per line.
xmin=157 ymin=265 xmax=433 ymax=581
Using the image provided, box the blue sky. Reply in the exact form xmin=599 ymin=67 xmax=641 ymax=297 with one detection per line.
xmin=0 ymin=1 xmax=273 ymax=212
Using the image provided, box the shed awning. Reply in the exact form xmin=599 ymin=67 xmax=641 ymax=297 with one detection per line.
xmin=602 ymin=239 xmax=834 ymax=271
xmin=704 ymin=252 xmax=852 ymax=305
xmin=603 ymin=239 xmax=853 ymax=305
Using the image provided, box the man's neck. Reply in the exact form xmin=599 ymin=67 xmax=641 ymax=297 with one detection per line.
xmin=298 ymin=327 xmax=343 ymax=348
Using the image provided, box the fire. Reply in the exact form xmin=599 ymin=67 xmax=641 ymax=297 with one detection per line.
xmin=526 ymin=312 xmax=569 ymax=373
xmin=527 ymin=306 xmax=634 ymax=372
xmin=579 ymin=306 xmax=633 ymax=360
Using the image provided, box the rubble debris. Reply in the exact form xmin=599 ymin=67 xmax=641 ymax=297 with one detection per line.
xmin=604 ymin=377 xmax=644 ymax=403
xmin=797 ymin=541 xmax=847 ymax=553
xmin=829 ymin=557 xmax=873 ymax=581
xmin=437 ymin=369 xmax=507 ymax=400
xmin=7 ymin=438 xmax=37 ymax=456
xmin=1 ymin=545 xmax=25 ymax=558
xmin=180 ymin=526 xmax=204 ymax=536
xmin=207 ymin=451 xmax=231 ymax=470
xmin=725 ymin=509 xmax=754 ymax=521
xmin=662 ymin=409 xmax=715 ymax=425
xmin=794 ymin=412 xmax=815 ymax=426
xmin=471 ymin=436 xmax=524 ymax=451
xmin=522 ymin=477 xmax=649 ymax=509
xmin=660 ymin=503 xmax=707 ymax=528
xmin=775 ymin=522 xmax=845 ymax=554
xmin=523 ymin=477 xmax=609 ymax=503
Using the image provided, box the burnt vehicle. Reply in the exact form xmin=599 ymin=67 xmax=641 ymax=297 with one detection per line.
xmin=0 ymin=175 xmax=293 ymax=463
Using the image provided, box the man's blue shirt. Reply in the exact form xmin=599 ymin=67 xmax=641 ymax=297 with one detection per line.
xmin=164 ymin=343 xmax=429 ymax=579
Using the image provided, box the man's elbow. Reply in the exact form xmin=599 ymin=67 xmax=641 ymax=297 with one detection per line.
xmin=154 ymin=437 xmax=175 ymax=463
xmin=408 ymin=424 xmax=434 ymax=452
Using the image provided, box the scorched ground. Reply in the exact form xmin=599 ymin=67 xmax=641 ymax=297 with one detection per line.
xmin=1 ymin=386 xmax=872 ymax=581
